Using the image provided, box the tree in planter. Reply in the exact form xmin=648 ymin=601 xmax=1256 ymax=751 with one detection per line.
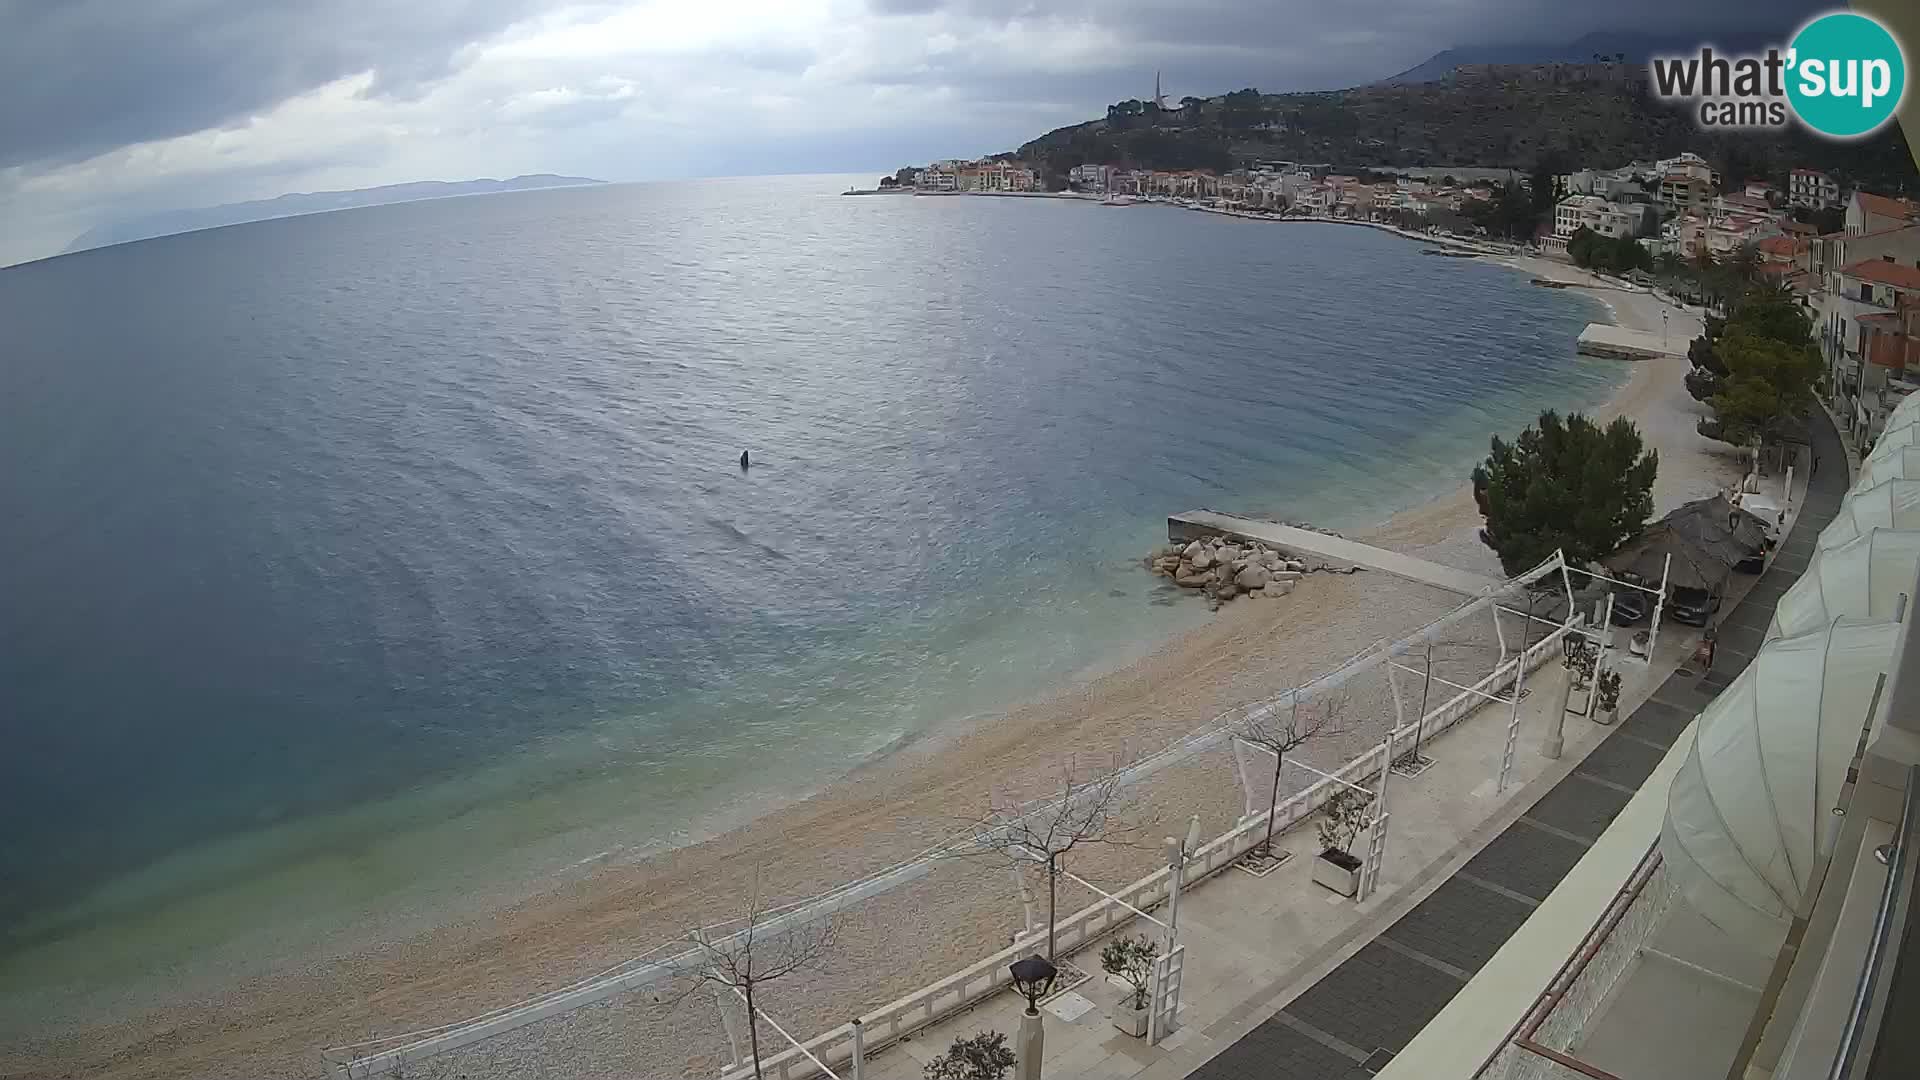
xmin=1595 ymin=669 xmax=1623 ymax=720
xmin=925 ymin=1031 xmax=1017 ymax=1080
xmin=1100 ymin=935 xmax=1159 ymax=1014
xmin=961 ymin=760 xmax=1147 ymax=964
xmin=1563 ymin=637 xmax=1598 ymax=688
xmin=673 ymin=876 xmax=839 ymax=1080
xmin=1472 ymin=411 xmax=1658 ymax=579
xmin=1236 ymin=692 xmax=1352 ymax=862
xmin=1317 ymin=788 xmax=1374 ymax=867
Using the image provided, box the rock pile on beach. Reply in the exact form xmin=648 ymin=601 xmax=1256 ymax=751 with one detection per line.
xmin=1145 ymin=536 xmax=1307 ymax=610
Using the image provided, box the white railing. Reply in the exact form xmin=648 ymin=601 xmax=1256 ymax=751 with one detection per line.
xmin=721 ymin=623 xmax=1575 ymax=1080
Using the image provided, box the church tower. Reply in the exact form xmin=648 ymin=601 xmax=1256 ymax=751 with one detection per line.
xmin=1154 ymin=70 xmax=1165 ymax=110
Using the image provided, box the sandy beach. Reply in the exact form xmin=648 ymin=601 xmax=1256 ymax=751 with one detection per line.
xmin=0 ymin=248 xmax=1745 ymax=1080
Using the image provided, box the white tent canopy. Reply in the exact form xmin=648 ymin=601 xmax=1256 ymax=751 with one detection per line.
xmin=1768 ymin=530 xmax=1920 ymax=640
xmin=1855 ymin=446 xmax=1920 ymax=489
xmin=1817 ymin=478 xmax=1920 ymax=551
xmin=1868 ymin=419 xmax=1920 ymax=455
xmin=1885 ymin=390 xmax=1920 ymax=430
xmin=1661 ymin=618 xmax=1900 ymax=953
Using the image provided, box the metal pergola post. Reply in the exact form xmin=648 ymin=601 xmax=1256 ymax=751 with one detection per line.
xmin=1648 ymin=553 xmax=1673 ymax=659
xmin=1498 ymin=594 xmax=1538 ymax=793
xmin=1360 ymin=736 xmax=1394 ymax=901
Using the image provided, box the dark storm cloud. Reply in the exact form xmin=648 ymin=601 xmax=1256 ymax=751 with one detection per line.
xmin=0 ymin=0 xmax=569 ymax=172
xmin=0 ymin=0 xmax=1840 ymax=182
xmin=867 ymin=0 xmax=1833 ymax=92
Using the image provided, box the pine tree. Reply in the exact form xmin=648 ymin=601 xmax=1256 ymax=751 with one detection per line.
xmin=1471 ymin=411 xmax=1659 ymax=576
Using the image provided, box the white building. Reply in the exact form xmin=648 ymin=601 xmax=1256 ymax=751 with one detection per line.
xmin=1791 ymin=168 xmax=1841 ymax=210
xmin=1554 ymin=194 xmax=1640 ymax=240
xmin=1067 ymin=164 xmax=1113 ymax=192
xmin=915 ymin=163 xmax=958 ymax=192
xmin=1656 ymin=151 xmax=1717 ymax=184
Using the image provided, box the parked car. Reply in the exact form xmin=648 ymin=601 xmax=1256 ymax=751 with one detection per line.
xmin=1734 ymin=540 xmax=1772 ymax=575
xmin=1668 ymin=585 xmax=1721 ymax=627
xmin=1609 ymin=573 xmax=1654 ymax=626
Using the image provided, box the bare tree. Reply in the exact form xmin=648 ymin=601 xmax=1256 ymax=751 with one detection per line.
xmin=1236 ymin=691 xmax=1353 ymax=860
xmin=1397 ymin=641 xmax=1477 ymax=768
xmin=958 ymin=758 xmax=1149 ymax=964
xmin=673 ymin=874 xmax=839 ymax=1080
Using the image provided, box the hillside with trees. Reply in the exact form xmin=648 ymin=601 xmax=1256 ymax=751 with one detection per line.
xmin=1012 ymin=64 xmax=1914 ymax=193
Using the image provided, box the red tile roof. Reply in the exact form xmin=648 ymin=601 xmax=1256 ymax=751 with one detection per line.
xmin=1757 ymin=235 xmax=1805 ymax=257
xmin=1841 ymin=258 xmax=1920 ymax=290
xmin=1857 ymin=191 xmax=1920 ymax=223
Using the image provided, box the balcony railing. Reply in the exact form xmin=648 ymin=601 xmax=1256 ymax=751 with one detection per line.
xmin=1475 ymin=846 xmax=1673 ymax=1080
xmin=1827 ymin=763 xmax=1918 ymax=1080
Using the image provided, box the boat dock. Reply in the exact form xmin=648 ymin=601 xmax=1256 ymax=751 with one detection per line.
xmin=1167 ymin=510 xmax=1502 ymax=596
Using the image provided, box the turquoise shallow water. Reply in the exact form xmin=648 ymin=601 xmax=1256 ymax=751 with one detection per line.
xmin=0 ymin=176 xmax=1619 ymax=1011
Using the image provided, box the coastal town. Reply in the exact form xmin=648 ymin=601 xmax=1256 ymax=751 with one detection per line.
xmin=881 ymin=147 xmax=1920 ymax=480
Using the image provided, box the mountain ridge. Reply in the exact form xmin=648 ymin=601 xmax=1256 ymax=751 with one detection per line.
xmin=1377 ymin=31 xmax=1774 ymax=86
xmin=64 ymin=174 xmax=604 ymax=255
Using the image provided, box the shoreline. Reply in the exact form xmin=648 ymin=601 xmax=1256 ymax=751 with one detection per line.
xmin=2 ymin=222 xmax=1736 ymax=1080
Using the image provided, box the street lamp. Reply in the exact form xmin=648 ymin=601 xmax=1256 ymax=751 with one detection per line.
xmin=1008 ymin=955 xmax=1057 ymax=1080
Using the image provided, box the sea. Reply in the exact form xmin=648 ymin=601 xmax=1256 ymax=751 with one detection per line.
xmin=0 ymin=174 xmax=1618 ymax=1022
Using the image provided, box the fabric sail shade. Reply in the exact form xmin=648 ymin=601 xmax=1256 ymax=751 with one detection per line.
xmin=1768 ymin=529 xmax=1920 ymax=640
xmin=1856 ymin=446 xmax=1920 ymax=490
xmin=1817 ymin=478 xmax=1920 ymax=551
xmin=1661 ymin=618 xmax=1900 ymax=953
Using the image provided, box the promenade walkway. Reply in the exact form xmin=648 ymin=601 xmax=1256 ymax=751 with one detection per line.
xmin=1168 ymin=511 xmax=1502 ymax=596
xmin=1183 ymin=409 xmax=1847 ymax=1080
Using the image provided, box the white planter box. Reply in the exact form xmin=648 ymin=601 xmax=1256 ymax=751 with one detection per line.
xmin=1312 ymin=850 xmax=1361 ymax=897
xmin=1112 ymin=1000 xmax=1150 ymax=1037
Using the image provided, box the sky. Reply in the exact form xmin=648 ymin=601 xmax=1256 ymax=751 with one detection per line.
xmin=0 ymin=0 xmax=1827 ymax=267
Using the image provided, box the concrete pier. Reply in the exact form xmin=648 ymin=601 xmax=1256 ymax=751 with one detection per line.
xmin=1168 ymin=510 xmax=1501 ymax=596
xmin=1576 ymin=323 xmax=1678 ymax=361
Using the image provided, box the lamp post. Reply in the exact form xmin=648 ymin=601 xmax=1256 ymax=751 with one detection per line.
xmin=1009 ymin=955 xmax=1058 ymax=1080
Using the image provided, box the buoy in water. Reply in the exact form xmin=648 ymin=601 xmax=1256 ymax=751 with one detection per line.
xmin=739 ymin=450 xmax=751 ymax=470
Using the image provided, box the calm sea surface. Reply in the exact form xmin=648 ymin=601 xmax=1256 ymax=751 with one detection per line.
xmin=0 ymin=176 xmax=1615 ymax=1006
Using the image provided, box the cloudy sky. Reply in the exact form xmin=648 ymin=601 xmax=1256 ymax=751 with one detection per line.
xmin=0 ymin=0 xmax=1824 ymax=266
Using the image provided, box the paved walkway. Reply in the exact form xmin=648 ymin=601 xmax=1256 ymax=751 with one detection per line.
xmin=1168 ymin=511 xmax=1502 ymax=596
xmin=1185 ymin=410 xmax=1849 ymax=1080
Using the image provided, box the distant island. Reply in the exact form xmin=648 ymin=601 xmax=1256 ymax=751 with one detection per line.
xmin=63 ymin=174 xmax=605 ymax=255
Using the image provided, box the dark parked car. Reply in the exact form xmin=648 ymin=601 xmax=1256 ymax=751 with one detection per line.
xmin=1668 ymin=585 xmax=1722 ymax=627
xmin=1609 ymin=573 xmax=1654 ymax=626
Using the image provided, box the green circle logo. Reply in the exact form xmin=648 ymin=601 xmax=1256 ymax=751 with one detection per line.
xmin=1787 ymin=12 xmax=1906 ymax=138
